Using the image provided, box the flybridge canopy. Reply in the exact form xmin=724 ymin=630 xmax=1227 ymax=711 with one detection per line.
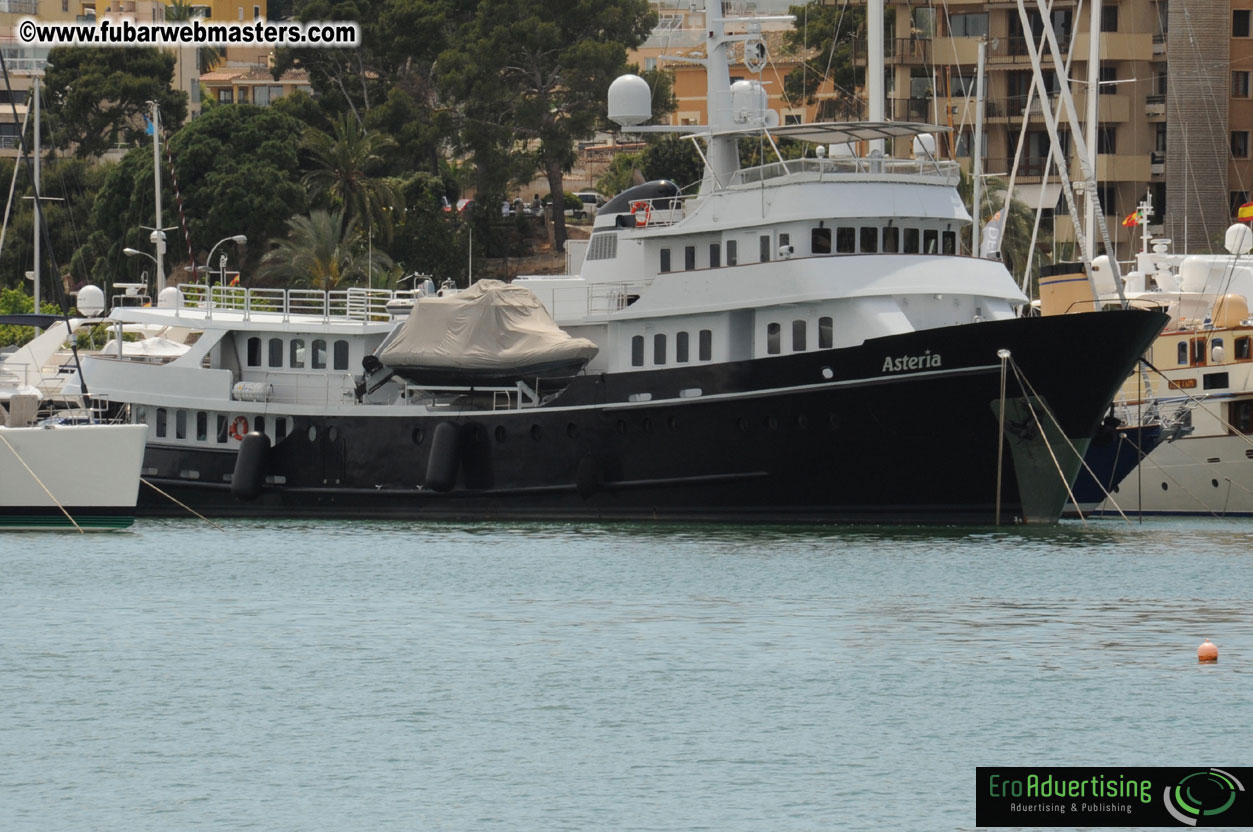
xmin=684 ymin=121 xmax=950 ymax=146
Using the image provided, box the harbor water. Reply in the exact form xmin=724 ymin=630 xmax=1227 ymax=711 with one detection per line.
xmin=2 ymin=518 xmax=1251 ymax=830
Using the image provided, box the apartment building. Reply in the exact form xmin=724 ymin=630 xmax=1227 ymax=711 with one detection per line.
xmin=837 ymin=0 xmax=1253 ymax=257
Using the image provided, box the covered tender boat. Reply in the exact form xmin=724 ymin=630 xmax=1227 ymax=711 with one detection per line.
xmin=377 ymin=280 xmax=598 ymax=386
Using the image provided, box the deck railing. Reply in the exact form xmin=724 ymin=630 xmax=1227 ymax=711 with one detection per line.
xmin=174 ymin=284 xmax=403 ymax=323
xmin=730 ymin=156 xmax=959 ymax=187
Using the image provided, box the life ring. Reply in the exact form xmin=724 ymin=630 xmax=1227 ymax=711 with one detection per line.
xmin=630 ymin=200 xmax=652 ymax=227
xmin=230 ymin=415 xmax=249 ymax=441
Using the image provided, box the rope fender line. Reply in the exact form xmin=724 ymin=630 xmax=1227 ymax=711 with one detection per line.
xmin=140 ymin=477 xmax=226 ymax=531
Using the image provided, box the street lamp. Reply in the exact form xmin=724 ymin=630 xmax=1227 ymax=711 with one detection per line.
xmin=122 ymin=247 xmax=157 ymax=264
xmin=204 ymin=234 xmax=248 ymax=285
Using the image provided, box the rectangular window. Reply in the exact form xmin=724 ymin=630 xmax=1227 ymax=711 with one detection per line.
xmin=1098 ymin=124 xmax=1116 ymax=154
xmin=217 ymin=414 xmax=228 ymax=443
xmin=882 ymin=226 xmax=900 ymax=253
xmin=1233 ymin=131 xmax=1250 ymax=159
xmin=1235 ymin=71 xmax=1252 ymax=99
xmin=792 ymin=320 xmax=806 ymax=352
xmin=1235 ymin=336 xmax=1251 ymax=360
xmin=760 ymin=235 xmax=771 ymax=262
xmin=1100 ymin=5 xmax=1117 ymax=32
xmin=709 ymin=243 xmax=720 ymax=268
xmin=766 ymin=322 xmax=781 ymax=355
xmin=676 ymin=331 xmax=690 ymax=363
xmin=942 ymin=231 xmax=957 ymax=255
xmin=860 ymin=227 xmax=878 ymax=253
xmin=923 ymin=229 xmax=938 ymax=253
xmin=246 ymin=336 xmax=261 ymax=366
xmin=175 ymin=410 xmax=187 ymax=440
xmin=654 ymin=333 xmax=667 ymax=365
xmin=276 ymin=418 xmax=288 ymax=442
xmin=1155 ymin=123 xmax=1167 ymax=153
xmin=156 ymin=407 xmax=167 ymax=438
xmin=684 ymin=246 xmax=696 ymax=271
xmin=1231 ymin=400 xmax=1253 ymax=435
xmin=1236 ymin=9 xmax=1251 ymax=38
xmin=312 ymin=339 xmax=327 ymax=370
xmin=1191 ymin=338 xmax=1207 ymax=366
xmin=196 ymin=411 xmax=207 ymax=442
xmin=904 ymin=228 xmax=920 ymax=253
xmin=660 ymin=248 xmax=671 ymax=273
xmin=631 ymin=335 xmax=644 ymax=367
xmin=290 ymin=338 xmax=305 ymax=368
xmin=268 ymin=337 xmax=283 ymax=368
xmin=726 ymin=240 xmax=737 ymax=266
xmin=835 ymin=227 xmax=856 ymax=253
xmin=811 ymin=227 xmax=832 ymax=254
xmin=778 ymin=232 xmax=790 ymax=256
xmin=1203 ymin=372 xmax=1230 ymax=390
xmin=698 ymin=330 xmax=712 ymax=361
xmin=333 ymin=340 xmax=349 ymax=370
xmin=949 ymin=12 xmax=988 ymax=37
xmin=818 ymin=316 xmax=833 ymax=349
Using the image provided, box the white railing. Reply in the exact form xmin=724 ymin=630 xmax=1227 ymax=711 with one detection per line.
xmin=174 ymin=284 xmax=400 ymax=324
xmin=730 ymin=156 xmax=960 ymax=187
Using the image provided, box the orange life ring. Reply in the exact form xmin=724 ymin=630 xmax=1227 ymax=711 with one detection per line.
xmin=630 ymin=200 xmax=652 ymax=227
xmin=230 ymin=415 xmax=249 ymax=441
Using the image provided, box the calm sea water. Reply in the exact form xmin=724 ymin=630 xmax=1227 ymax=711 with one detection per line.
xmin=1 ymin=518 xmax=1251 ymax=831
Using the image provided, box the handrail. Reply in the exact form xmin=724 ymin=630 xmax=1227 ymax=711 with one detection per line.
xmin=729 ymin=156 xmax=960 ymax=187
xmin=173 ymin=284 xmax=401 ymax=323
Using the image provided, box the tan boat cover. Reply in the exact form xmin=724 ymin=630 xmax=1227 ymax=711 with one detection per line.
xmin=379 ymin=280 xmax=598 ymax=372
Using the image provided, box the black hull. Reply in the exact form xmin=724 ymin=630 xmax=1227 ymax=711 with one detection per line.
xmin=136 ymin=309 xmax=1166 ymax=524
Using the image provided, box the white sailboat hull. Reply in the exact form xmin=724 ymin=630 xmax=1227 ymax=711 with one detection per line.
xmin=1091 ymin=435 xmax=1253 ymax=516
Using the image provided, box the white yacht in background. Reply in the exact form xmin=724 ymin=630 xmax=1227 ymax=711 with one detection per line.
xmin=67 ymin=1 xmax=1164 ymax=524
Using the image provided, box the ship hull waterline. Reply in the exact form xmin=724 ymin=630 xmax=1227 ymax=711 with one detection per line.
xmin=132 ymin=309 xmax=1167 ymax=524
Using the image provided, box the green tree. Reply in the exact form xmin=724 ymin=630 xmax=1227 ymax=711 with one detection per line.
xmin=165 ymin=1 xmax=225 ymax=74
xmin=439 ymin=0 xmax=655 ymax=252
xmin=0 ymin=287 xmax=59 ymax=346
xmin=958 ymin=170 xmax=1050 ymax=286
xmin=42 ymin=47 xmax=186 ymax=158
xmin=301 ymin=113 xmax=403 ymax=242
xmin=257 ymin=209 xmax=393 ymax=290
xmin=783 ymin=1 xmax=864 ymax=116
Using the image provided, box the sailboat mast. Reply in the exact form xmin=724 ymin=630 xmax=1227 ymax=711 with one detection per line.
xmin=32 ymin=75 xmax=40 ymax=328
xmin=151 ymin=100 xmax=166 ymax=293
xmin=867 ymin=0 xmax=885 ymax=155
xmin=973 ymin=38 xmax=987 ymax=255
xmin=1084 ymin=0 xmax=1101 ymax=256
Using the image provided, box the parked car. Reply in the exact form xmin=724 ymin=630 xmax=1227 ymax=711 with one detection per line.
xmin=573 ymin=191 xmax=605 ymax=217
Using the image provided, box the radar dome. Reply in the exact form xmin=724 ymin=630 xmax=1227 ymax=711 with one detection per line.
xmin=76 ymin=284 xmax=105 ymax=317
xmin=1225 ymin=222 xmax=1253 ymax=255
xmin=1090 ymin=255 xmax=1118 ymax=296
xmin=157 ymin=286 xmax=185 ymax=309
xmin=608 ymin=74 xmax=652 ymax=127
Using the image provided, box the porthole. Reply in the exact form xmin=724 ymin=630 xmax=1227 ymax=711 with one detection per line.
xmin=328 ymin=426 xmax=339 ymax=443
xmin=1212 ymin=479 xmax=1220 ymax=488
xmin=766 ymin=415 xmax=778 ymax=431
xmin=796 ymin=414 xmax=808 ymax=429
xmin=828 ymin=413 xmax=840 ymax=430
xmin=821 ymin=366 xmax=834 ymax=380
xmin=566 ymin=423 xmax=579 ymax=439
xmin=307 ymin=425 xmax=318 ymax=443
xmin=668 ymin=415 xmax=680 ymax=432
xmin=1161 ymin=482 xmax=1168 ymax=491
xmin=737 ymin=417 xmax=750 ymax=432
xmin=531 ymin=424 xmax=543 ymax=441
xmin=495 ymin=426 xmax=507 ymax=443
xmin=616 ymin=420 xmax=627 ymax=435
xmin=641 ymin=417 xmax=653 ymax=433
xmin=412 ymin=427 xmax=424 ymax=445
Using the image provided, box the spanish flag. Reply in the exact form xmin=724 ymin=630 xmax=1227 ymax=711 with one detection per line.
xmin=229 ymin=274 xmax=240 ymax=286
xmin=1239 ymin=201 xmax=1253 ymax=223
xmin=1122 ymin=210 xmax=1141 ymax=228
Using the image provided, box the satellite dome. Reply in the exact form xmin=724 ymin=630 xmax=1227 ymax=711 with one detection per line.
xmin=76 ymin=284 xmax=105 ymax=317
xmin=608 ymin=75 xmax=651 ymax=127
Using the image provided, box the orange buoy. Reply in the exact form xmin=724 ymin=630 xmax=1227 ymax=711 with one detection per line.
xmin=1198 ymin=639 xmax=1218 ymax=663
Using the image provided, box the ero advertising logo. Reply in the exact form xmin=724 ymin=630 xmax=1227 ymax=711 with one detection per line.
xmin=976 ymin=767 xmax=1252 ymax=827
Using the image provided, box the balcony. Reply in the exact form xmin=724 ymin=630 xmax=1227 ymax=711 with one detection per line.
xmin=1145 ymin=94 xmax=1166 ymax=117
xmin=1153 ymin=32 xmax=1166 ymax=56
xmin=1151 ymin=151 xmax=1165 ymax=176
xmin=888 ymin=97 xmax=934 ymax=122
xmin=0 ymin=0 xmax=39 ymax=13
xmin=853 ymin=38 xmax=931 ymax=66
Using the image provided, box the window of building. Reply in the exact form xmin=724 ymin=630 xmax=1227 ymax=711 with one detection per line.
xmin=1100 ymin=5 xmax=1118 ymax=32
xmin=218 ymin=89 xmax=235 ymax=103
xmin=196 ymin=411 xmax=207 ymax=441
xmin=766 ymin=323 xmax=781 ymax=355
xmin=1155 ymin=123 xmax=1167 ymax=153
xmin=1098 ymin=124 xmax=1117 ymax=154
xmin=156 ymin=407 xmax=167 ymax=438
xmin=246 ymin=337 xmax=261 ymax=366
xmin=942 ymin=230 xmax=957 ymax=255
xmin=949 ymin=12 xmax=988 ymax=37
xmin=290 ymin=338 xmax=305 ymax=368
xmin=792 ymin=320 xmax=807 ymax=352
xmin=253 ymin=3 xmax=260 ymax=18
xmin=709 ymin=243 xmax=720 ymax=268
xmin=654 ymin=333 xmax=667 ymax=365
xmin=1233 ymin=131 xmax=1250 ymax=159
xmin=268 ymin=337 xmax=283 ymax=367
xmin=1235 ymin=71 xmax=1252 ymax=98
xmin=684 ymin=245 xmax=696 ymax=270
xmin=1096 ymin=183 xmax=1118 ymax=216
xmin=676 ymin=331 xmax=690 ymax=363
xmin=812 ymin=227 xmax=832 ymax=254
xmin=1177 ymin=341 xmax=1188 ymax=365
xmin=631 ymin=335 xmax=644 ymax=366
xmin=883 ymin=226 xmax=900 ymax=253
xmin=835 ymin=226 xmax=856 ymax=253
xmin=1098 ymin=65 xmax=1116 ymax=95
xmin=784 ymin=113 xmax=802 ymax=125
xmin=760 ymin=235 xmax=771 ymax=262
xmin=217 ymin=414 xmax=228 ymax=443
xmin=860 ymin=227 xmax=878 ymax=253
xmin=923 ymin=229 xmax=938 ymax=253
xmin=660 ymin=248 xmax=671 ymax=273
xmin=312 ymin=339 xmax=327 ymax=370
xmin=726 ymin=239 xmax=737 ymax=266
xmin=904 ymin=227 xmax=920 ymax=253
xmin=818 ymin=316 xmax=833 ymax=349
xmin=175 ymin=410 xmax=187 ymax=440
xmin=699 ymin=330 xmax=712 ymax=361
xmin=333 ymin=340 xmax=349 ymax=370
xmin=1235 ymin=9 xmax=1251 ymax=38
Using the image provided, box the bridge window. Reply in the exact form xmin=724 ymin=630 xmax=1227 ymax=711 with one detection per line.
xmin=709 ymin=243 xmax=720 ymax=268
xmin=699 ymin=329 xmax=712 ymax=361
xmin=276 ymin=418 xmax=288 ymax=442
xmin=676 ymin=331 xmax=690 ymax=363
xmin=792 ymin=320 xmax=807 ymax=351
xmin=156 ymin=407 xmax=167 ymax=438
xmin=246 ymin=336 xmax=261 ymax=366
xmin=942 ymin=230 xmax=957 ymax=254
xmin=290 ymin=338 xmax=305 ymax=368
xmin=660 ymin=248 xmax=671 ymax=273
xmin=924 ymin=229 xmax=939 ymax=253
xmin=217 ymin=414 xmax=228 ymax=443
xmin=836 ymin=226 xmax=855 ymax=253
xmin=819 ymin=316 xmax=833 ymax=349
xmin=904 ymin=227 xmax=920 ymax=253
xmin=312 ymin=339 xmax=327 ymax=370
xmin=812 ymin=227 xmax=832 ymax=254
xmin=766 ymin=322 xmax=781 ymax=355
xmin=176 ymin=410 xmax=187 ymax=440
xmin=883 ymin=226 xmax=900 ymax=253
xmin=196 ymin=411 xmax=207 ymax=441
xmin=760 ymin=235 xmax=771 ymax=262
xmin=726 ymin=239 xmax=737 ymax=265
xmin=860 ymin=227 xmax=878 ymax=253
xmin=1236 ymin=336 xmax=1251 ymax=360
xmin=268 ymin=337 xmax=283 ymax=367
xmin=333 ymin=339 xmax=349 ymax=370
xmin=684 ymin=246 xmax=696 ymax=271
xmin=654 ymin=333 xmax=667 ymax=365
xmin=631 ymin=335 xmax=644 ymax=366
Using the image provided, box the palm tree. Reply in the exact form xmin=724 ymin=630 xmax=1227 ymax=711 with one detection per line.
xmin=166 ymin=1 xmax=223 ymax=74
xmin=257 ymin=209 xmax=393 ymax=291
xmin=958 ymin=170 xmax=1050 ymax=292
xmin=301 ymin=114 xmax=404 ymax=243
